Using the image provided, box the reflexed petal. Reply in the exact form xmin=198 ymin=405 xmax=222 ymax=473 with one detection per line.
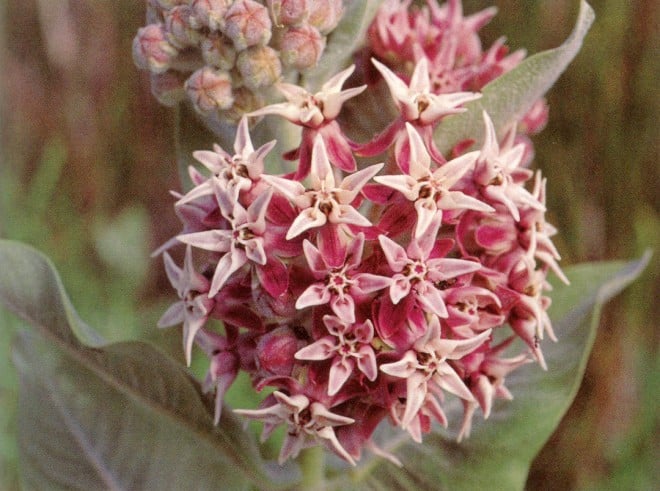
xmin=162 ymin=252 xmax=182 ymax=292
xmin=401 ymin=373 xmax=429 ymax=428
xmin=404 ymin=123 xmax=432 ymax=178
xmin=432 ymin=365 xmax=475 ymax=401
xmin=209 ymin=249 xmax=247 ymax=296
xmin=302 ymin=239 xmax=327 ymax=276
xmin=316 ymin=426 xmax=356 ymax=466
xmin=337 ymin=163 xmax=384 ymax=203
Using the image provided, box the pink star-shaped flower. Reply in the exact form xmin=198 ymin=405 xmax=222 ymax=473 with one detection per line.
xmin=234 ymin=391 xmax=356 ymax=464
xmin=296 ymin=233 xmax=390 ymax=323
xmin=378 ymin=218 xmax=482 ymax=317
xmin=474 ymin=111 xmax=545 ymax=221
xmin=177 ymin=183 xmax=273 ymax=296
xmin=265 ymin=135 xmax=383 ymax=239
xmin=250 ymin=65 xmax=366 ymax=176
xmin=380 ymin=316 xmax=491 ymax=429
xmin=177 ymin=116 xmax=275 ymax=205
xmin=295 ymin=315 xmax=378 ymax=396
xmin=374 ymin=123 xmax=493 ymax=237
xmin=158 ymin=245 xmax=214 ymax=366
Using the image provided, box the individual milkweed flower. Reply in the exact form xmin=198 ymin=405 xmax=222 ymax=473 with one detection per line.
xmin=264 ymin=135 xmax=383 ymax=239
xmin=249 ymin=65 xmax=366 ymax=176
xmin=234 ymin=391 xmax=356 ymax=464
xmin=473 ymin=111 xmax=544 ymax=221
xmin=373 ymin=123 xmax=492 ymax=236
xmin=158 ymin=245 xmax=214 ymax=366
xmin=380 ymin=317 xmax=492 ymax=430
xmin=377 ymin=217 xmax=481 ymax=318
xmin=357 ymin=57 xmax=481 ymax=163
xmin=177 ymin=116 xmax=276 ymax=205
xmin=296 ymin=233 xmax=390 ymax=323
xmin=177 ymin=184 xmax=274 ymax=297
xmin=295 ymin=316 xmax=378 ymax=396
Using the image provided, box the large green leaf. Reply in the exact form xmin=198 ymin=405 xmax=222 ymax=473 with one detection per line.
xmin=0 ymin=240 xmax=298 ymax=490
xmin=328 ymin=252 xmax=651 ymax=491
xmin=434 ymin=0 xmax=595 ymax=152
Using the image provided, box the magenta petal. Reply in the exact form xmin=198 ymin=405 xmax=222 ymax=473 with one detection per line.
xmin=257 ymin=259 xmax=289 ymax=298
xmin=320 ymin=123 xmax=357 ymax=172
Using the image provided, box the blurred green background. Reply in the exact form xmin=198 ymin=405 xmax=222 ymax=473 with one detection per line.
xmin=0 ymin=1 xmax=657 ymax=489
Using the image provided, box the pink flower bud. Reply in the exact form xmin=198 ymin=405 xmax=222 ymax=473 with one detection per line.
xmin=224 ymin=87 xmax=265 ymax=122
xmin=132 ymin=24 xmax=178 ymax=74
xmin=185 ymin=67 xmax=234 ymax=112
xmin=268 ymin=0 xmax=308 ymax=26
xmin=256 ymin=326 xmax=300 ymax=376
xmin=279 ymin=24 xmax=325 ymax=69
xmin=224 ymin=0 xmax=273 ymax=51
xmin=165 ymin=6 xmax=201 ymax=49
xmin=150 ymin=70 xmax=187 ymax=107
xmin=236 ymin=45 xmax=282 ymax=90
xmin=201 ymin=32 xmax=237 ymax=70
xmin=190 ymin=0 xmax=232 ymax=31
xmin=307 ymin=0 xmax=343 ymax=34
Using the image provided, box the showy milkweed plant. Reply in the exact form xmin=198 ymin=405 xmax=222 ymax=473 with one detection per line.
xmin=0 ymin=1 xmax=651 ymax=490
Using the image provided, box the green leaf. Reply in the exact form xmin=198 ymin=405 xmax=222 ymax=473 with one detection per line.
xmin=0 ymin=240 xmax=299 ymax=490
xmin=434 ymin=0 xmax=595 ymax=152
xmin=334 ymin=253 xmax=651 ymax=491
xmin=302 ymin=1 xmax=381 ymax=91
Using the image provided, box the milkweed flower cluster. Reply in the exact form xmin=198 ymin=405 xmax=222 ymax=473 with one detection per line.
xmin=133 ymin=0 xmax=343 ymax=121
xmin=157 ymin=0 xmax=567 ymax=465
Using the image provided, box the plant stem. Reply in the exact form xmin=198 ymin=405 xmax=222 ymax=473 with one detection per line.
xmin=299 ymin=446 xmax=325 ymax=490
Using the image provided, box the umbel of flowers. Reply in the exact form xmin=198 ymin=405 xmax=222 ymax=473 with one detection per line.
xmin=155 ymin=0 xmax=568 ymax=465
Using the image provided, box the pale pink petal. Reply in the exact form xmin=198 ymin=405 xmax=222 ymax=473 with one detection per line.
xmin=356 ymin=347 xmax=378 ymax=381
xmin=157 ymin=302 xmax=185 ymax=328
xmin=244 ymin=238 xmax=267 ymax=265
xmin=310 ymin=402 xmax=355 ymax=426
xmin=234 ymin=116 xmax=255 ymax=155
xmin=331 ymin=294 xmax=355 ymax=323
xmin=433 ymin=365 xmax=475 ymax=401
xmin=287 ymin=208 xmax=328 ymax=239
xmin=328 ymin=358 xmax=354 ymax=395
xmin=210 ymin=249 xmax=247 ymax=295
xmin=302 ymin=239 xmax=326 ymax=276
xmin=373 ymin=174 xmax=419 ymax=200
xmin=333 ymin=205 xmax=372 ymax=227
xmin=177 ymin=229 xmax=232 ymax=253
xmin=390 ymin=274 xmax=411 ymax=304
xmin=401 ymin=373 xmax=429 ymax=428
xmin=380 ymin=351 xmax=418 ymax=378
xmin=310 ymin=135 xmax=335 ymax=188
xmin=296 ymin=283 xmax=331 ymax=309
xmin=316 ymin=426 xmax=356 ymax=466
xmin=294 ymin=336 xmax=337 ymax=361
xmin=262 ymin=174 xmax=306 ymax=202
xmin=336 ymin=163 xmax=384 ymax=203
xmin=353 ymin=273 xmax=391 ymax=294
xmin=378 ymin=234 xmax=409 ymax=271
xmin=426 ymin=257 xmax=481 ymax=280
xmin=404 ymin=123 xmax=432 ymax=179
xmin=417 ymin=282 xmax=449 ymax=317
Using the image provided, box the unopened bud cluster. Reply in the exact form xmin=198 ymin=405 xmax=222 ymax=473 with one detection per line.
xmin=156 ymin=0 xmax=567 ymax=465
xmin=133 ymin=0 xmax=343 ymax=121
